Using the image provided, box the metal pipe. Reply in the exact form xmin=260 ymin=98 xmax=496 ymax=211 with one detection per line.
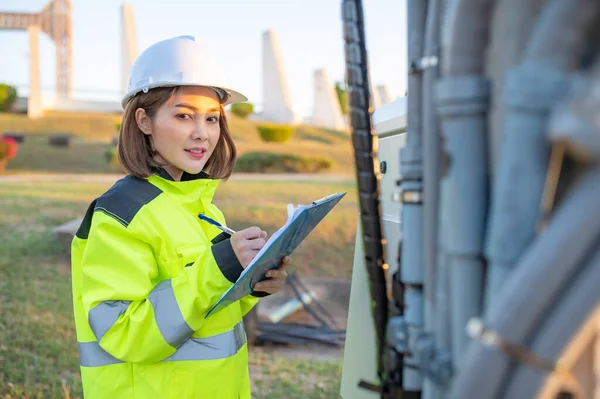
xmin=485 ymin=0 xmax=550 ymax=176
xmin=442 ymin=0 xmax=498 ymax=75
xmin=399 ymin=0 xmax=428 ymax=394
xmin=548 ymin=62 xmax=600 ymax=163
xmin=484 ymin=0 xmax=600 ymax=309
xmin=436 ymin=0 xmax=496 ymax=370
xmin=421 ymin=0 xmax=442 ymax=397
xmin=450 ymin=164 xmax=600 ymax=398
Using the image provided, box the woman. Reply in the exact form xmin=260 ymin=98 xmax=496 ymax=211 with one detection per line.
xmin=71 ymin=35 xmax=289 ymax=398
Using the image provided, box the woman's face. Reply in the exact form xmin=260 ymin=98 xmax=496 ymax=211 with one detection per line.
xmin=136 ymin=86 xmax=222 ymax=181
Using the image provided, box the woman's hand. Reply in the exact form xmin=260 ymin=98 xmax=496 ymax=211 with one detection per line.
xmin=252 ymin=256 xmax=291 ymax=295
xmin=230 ymin=227 xmax=267 ymax=268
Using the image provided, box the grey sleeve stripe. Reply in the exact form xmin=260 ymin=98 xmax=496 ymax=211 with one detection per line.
xmin=87 ymin=280 xmax=192 ymax=349
xmin=88 ymin=300 xmax=131 ymax=341
xmin=148 ymin=279 xmax=195 ymax=348
xmin=163 ymin=320 xmax=246 ymax=362
xmin=77 ymin=320 xmax=246 ymax=367
xmin=78 ymin=341 xmax=123 ymax=367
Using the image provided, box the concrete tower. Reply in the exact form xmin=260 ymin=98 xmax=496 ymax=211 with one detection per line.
xmin=369 ymin=66 xmax=381 ymax=110
xmin=313 ymin=68 xmax=347 ymax=131
xmin=28 ymin=25 xmax=42 ymax=118
xmin=377 ymin=84 xmax=392 ymax=105
xmin=121 ymin=3 xmax=138 ymax=97
xmin=261 ymin=30 xmax=296 ymax=124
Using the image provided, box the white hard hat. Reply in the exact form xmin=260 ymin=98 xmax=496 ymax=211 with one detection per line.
xmin=121 ymin=35 xmax=247 ymax=109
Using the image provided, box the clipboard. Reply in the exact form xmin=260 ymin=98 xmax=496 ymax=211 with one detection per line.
xmin=205 ymin=191 xmax=347 ymax=318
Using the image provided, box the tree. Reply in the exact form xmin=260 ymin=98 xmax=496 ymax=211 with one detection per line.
xmin=335 ymin=81 xmax=349 ymax=115
xmin=230 ymin=102 xmax=254 ymax=119
xmin=0 ymin=84 xmax=17 ymax=112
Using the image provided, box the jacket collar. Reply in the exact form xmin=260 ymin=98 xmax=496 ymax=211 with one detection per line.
xmin=152 ymin=167 xmax=212 ymax=182
xmin=147 ymin=167 xmax=220 ymax=212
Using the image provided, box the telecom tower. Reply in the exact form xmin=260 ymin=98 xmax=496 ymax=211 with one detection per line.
xmin=121 ymin=3 xmax=138 ymax=99
xmin=261 ymin=30 xmax=297 ymax=124
xmin=377 ymin=84 xmax=392 ymax=105
xmin=313 ymin=68 xmax=347 ymax=131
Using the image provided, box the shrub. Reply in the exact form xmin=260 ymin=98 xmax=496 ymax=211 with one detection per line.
xmin=235 ymin=152 xmax=333 ymax=174
xmin=0 ymin=137 xmax=19 ymax=160
xmin=3 ymin=132 xmax=25 ymax=143
xmin=230 ymin=103 xmax=254 ymax=119
xmin=104 ymin=146 xmax=115 ymax=164
xmin=257 ymin=123 xmax=294 ymax=143
xmin=0 ymin=137 xmax=19 ymax=173
xmin=0 ymin=84 xmax=17 ymax=112
xmin=334 ymin=81 xmax=348 ymax=115
xmin=48 ymin=134 xmax=71 ymax=147
xmin=104 ymin=145 xmax=124 ymax=171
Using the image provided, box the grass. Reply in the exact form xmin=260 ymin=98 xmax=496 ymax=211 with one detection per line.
xmin=0 ymin=111 xmax=122 ymax=141
xmin=1 ymin=111 xmax=355 ymax=175
xmin=5 ymin=134 xmax=119 ymax=174
xmin=0 ymin=178 xmax=357 ymax=398
xmin=250 ymin=349 xmax=343 ymax=399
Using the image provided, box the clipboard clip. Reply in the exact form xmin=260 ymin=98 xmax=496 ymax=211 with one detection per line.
xmin=312 ymin=193 xmax=341 ymax=205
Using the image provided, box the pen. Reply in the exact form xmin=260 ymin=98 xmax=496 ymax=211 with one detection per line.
xmin=198 ymin=214 xmax=237 ymax=236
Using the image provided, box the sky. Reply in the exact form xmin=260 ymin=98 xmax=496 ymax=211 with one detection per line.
xmin=0 ymin=0 xmax=407 ymax=117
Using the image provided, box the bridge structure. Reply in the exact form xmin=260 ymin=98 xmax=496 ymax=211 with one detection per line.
xmin=0 ymin=0 xmax=72 ymax=117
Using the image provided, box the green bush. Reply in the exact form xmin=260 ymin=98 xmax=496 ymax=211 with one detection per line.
xmin=235 ymin=152 xmax=333 ymax=173
xmin=230 ymin=103 xmax=254 ymax=119
xmin=104 ymin=146 xmax=116 ymax=164
xmin=335 ymin=81 xmax=348 ymax=115
xmin=257 ymin=123 xmax=294 ymax=143
xmin=104 ymin=145 xmax=124 ymax=171
xmin=0 ymin=84 xmax=17 ymax=112
xmin=113 ymin=122 xmax=121 ymax=145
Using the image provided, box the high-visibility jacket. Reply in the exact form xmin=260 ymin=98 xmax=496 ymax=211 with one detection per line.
xmin=71 ymin=169 xmax=262 ymax=398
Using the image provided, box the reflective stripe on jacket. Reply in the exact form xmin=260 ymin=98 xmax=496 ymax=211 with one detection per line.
xmin=71 ymin=170 xmax=261 ymax=398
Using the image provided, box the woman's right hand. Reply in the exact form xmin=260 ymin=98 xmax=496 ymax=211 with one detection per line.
xmin=230 ymin=226 xmax=267 ymax=268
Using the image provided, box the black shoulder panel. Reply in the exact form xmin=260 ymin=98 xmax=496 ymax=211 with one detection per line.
xmin=75 ymin=199 xmax=97 ymax=240
xmin=75 ymin=176 xmax=162 ymax=238
xmin=95 ymin=175 xmax=163 ymax=227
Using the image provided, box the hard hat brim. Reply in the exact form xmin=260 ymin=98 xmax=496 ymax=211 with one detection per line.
xmin=121 ymin=83 xmax=248 ymax=110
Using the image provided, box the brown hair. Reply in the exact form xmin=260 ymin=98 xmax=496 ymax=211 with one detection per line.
xmin=118 ymin=86 xmax=238 ymax=180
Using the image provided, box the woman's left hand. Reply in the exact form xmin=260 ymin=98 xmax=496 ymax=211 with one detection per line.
xmin=252 ymin=256 xmax=291 ymax=295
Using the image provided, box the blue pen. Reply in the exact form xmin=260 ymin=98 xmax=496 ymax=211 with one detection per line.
xmin=198 ymin=213 xmax=237 ymax=236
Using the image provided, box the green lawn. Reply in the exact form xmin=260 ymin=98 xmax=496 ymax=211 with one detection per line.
xmin=0 ymin=111 xmax=122 ymax=141
xmin=4 ymin=134 xmax=119 ymax=174
xmin=250 ymin=349 xmax=343 ymax=399
xmin=0 ymin=178 xmax=357 ymax=398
